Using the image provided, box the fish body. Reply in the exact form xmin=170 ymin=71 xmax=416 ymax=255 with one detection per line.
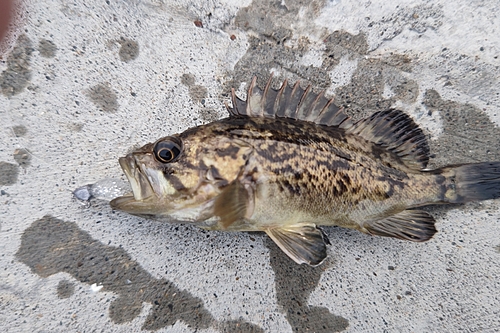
xmin=111 ymin=77 xmax=500 ymax=265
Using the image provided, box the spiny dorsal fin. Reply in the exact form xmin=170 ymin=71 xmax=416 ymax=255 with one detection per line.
xmin=362 ymin=210 xmax=437 ymax=242
xmin=266 ymin=224 xmax=331 ymax=266
xmin=347 ymin=109 xmax=430 ymax=170
xmin=227 ymin=75 xmax=352 ymax=128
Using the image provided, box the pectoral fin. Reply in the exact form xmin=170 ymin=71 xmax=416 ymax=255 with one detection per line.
xmin=213 ymin=181 xmax=252 ymax=229
xmin=363 ymin=210 xmax=437 ymax=242
xmin=266 ymin=224 xmax=330 ymax=266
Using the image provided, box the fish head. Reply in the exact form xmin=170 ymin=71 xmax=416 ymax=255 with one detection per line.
xmin=110 ymin=125 xmax=252 ymax=221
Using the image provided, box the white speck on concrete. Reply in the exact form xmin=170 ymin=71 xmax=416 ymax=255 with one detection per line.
xmin=90 ymin=283 xmax=103 ymax=293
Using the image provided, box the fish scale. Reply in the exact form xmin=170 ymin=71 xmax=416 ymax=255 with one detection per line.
xmin=110 ymin=77 xmax=500 ymax=266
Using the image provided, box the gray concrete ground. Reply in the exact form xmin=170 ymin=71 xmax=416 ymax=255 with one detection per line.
xmin=1 ymin=0 xmax=500 ymax=332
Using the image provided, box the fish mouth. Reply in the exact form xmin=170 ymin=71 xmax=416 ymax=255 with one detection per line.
xmin=118 ymin=155 xmax=155 ymax=201
xmin=110 ymin=154 xmax=157 ymax=213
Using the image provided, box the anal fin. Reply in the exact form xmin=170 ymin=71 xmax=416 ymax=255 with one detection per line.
xmin=363 ymin=210 xmax=437 ymax=242
xmin=266 ymin=224 xmax=330 ymax=266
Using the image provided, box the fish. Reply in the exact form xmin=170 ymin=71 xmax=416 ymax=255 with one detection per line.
xmin=110 ymin=76 xmax=500 ymax=266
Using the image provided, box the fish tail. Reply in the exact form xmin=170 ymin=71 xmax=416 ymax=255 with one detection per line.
xmin=438 ymin=162 xmax=500 ymax=203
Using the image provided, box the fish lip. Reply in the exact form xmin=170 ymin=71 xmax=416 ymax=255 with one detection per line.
xmin=109 ymin=193 xmax=160 ymax=215
xmin=117 ymin=154 xmax=155 ymax=202
xmin=109 ymin=193 xmax=135 ymax=210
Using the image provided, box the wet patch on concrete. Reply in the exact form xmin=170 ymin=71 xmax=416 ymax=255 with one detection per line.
xmin=368 ymin=4 xmax=443 ymax=45
xmin=215 ymin=320 xmax=265 ymax=333
xmin=199 ymin=108 xmax=220 ymax=123
xmin=0 ymin=34 xmax=33 ymax=97
xmin=68 ymin=122 xmax=84 ymax=132
xmin=16 ymin=216 xmax=264 ymax=332
xmin=378 ymin=53 xmax=414 ymax=73
xmin=118 ymin=38 xmax=139 ymax=62
xmin=222 ymin=36 xmax=333 ymax=94
xmin=0 ymin=162 xmax=19 ymax=185
xmin=38 ymin=39 xmax=57 ymax=58
xmin=234 ymin=0 xmax=326 ymax=43
xmin=225 ymin=31 xmax=416 ymax=123
xmin=181 ymin=73 xmax=196 ymax=86
xmin=323 ymin=30 xmax=369 ymax=59
xmin=430 ymin=52 xmax=500 ymax=110
xmin=13 ymin=148 xmax=31 ymax=168
xmin=57 ymin=279 xmax=75 ymax=299
xmin=227 ymin=0 xmax=387 ymax=93
xmin=189 ymin=84 xmax=207 ymax=104
xmin=12 ymin=125 xmax=27 ymax=137
xmin=334 ymin=56 xmax=420 ymax=120
xmin=86 ymin=83 xmax=119 ymax=112
xmin=234 ymin=3 xmax=289 ymax=42
xmin=423 ymin=89 xmax=500 ymax=167
xmin=180 ymin=73 xmax=208 ymax=104
xmin=265 ymin=238 xmax=349 ymax=332
xmin=322 ymin=30 xmax=420 ymax=119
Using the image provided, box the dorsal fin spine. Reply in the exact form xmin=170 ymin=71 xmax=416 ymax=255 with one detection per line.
xmin=262 ymin=77 xmax=271 ymax=115
xmin=273 ymin=82 xmax=281 ymax=115
xmin=263 ymin=75 xmax=277 ymax=117
xmin=308 ymin=90 xmax=325 ymax=121
xmin=246 ymin=77 xmax=258 ymax=116
xmin=263 ymin=75 xmax=273 ymax=99
xmin=297 ymin=85 xmax=312 ymax=118
xmin=289 ymin=81 xmax=301 ymax=119
xmin=321 ymin=99 xmax=334 ymax=117
xmin=230 ymin=88 xmax=239 ymax=115
xmin=275 ymin=79 xmax=288 ymax=117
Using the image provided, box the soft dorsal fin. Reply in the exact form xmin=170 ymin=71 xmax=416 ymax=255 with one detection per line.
xmin=226 ymin=75 xmax=353 ymax=128
xmin=346 ymin=109 xmax=430 ymax=170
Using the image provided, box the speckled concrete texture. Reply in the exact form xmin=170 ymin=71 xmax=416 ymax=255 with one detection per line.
xmin=1 ymin=0 xmax=499 ymax=332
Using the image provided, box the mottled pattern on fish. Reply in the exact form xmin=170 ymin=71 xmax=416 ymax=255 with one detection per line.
xmin=111 ymin=76 xmax=500 ymax=266
xmin=180 ymin=116 xmax=439 ymax=228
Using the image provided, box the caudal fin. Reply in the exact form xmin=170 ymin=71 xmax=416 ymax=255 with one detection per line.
xmin=439 ymin=162 xmax=500 ymax=203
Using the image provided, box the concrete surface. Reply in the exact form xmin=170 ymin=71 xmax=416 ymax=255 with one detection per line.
xmin=1 ymin=0 xmax=500 ymax=332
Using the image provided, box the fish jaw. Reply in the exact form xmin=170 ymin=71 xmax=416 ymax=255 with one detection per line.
xmin=110 ymin=154 xmax=177 ymax=215
xmin=118 ymin=155 xmax=154 ymax=201
xmin=110 ymin=194 xmax=160 ymax=215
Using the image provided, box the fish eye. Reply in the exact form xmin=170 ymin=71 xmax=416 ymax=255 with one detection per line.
xmin=153 ymin=137 xmax=182 ymax=163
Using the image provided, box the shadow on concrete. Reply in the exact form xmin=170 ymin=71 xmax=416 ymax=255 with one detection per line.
xmin=16 ymin=215 xmax=263 ymax=332
xmin=265 ymin=237 xmax=349 ymax=332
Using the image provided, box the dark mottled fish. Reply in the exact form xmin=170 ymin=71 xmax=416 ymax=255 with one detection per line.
xmin=110 ymin=77 xmax=500 ymax=266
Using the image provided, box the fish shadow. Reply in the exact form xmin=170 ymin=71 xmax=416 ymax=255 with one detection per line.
xmin=16 ymin=215 xmax=263 ymax=332
xmin=263 ymin=236 xmax=349 ymax=333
